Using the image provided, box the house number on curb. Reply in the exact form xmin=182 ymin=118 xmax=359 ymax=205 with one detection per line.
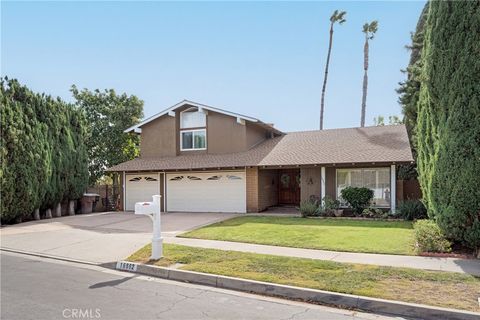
xmin=116 ymin=261 xmax=138 ymax=272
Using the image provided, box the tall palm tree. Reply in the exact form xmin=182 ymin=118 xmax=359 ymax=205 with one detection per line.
xmin=360 ymin=20 xmax=378 ymax=127
xmin=320 ymin=10 xmax=346 ymax=130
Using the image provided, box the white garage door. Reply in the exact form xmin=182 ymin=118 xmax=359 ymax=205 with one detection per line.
xmin=125 ymin=173 xmax=160 ymax=211
xmin=167 ymin=171 xmax=246 ymax=213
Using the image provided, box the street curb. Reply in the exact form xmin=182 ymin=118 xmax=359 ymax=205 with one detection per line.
xmin=115 ymin=260 xmax=480 ymax=320
xmin=0 ymin=247 xmax=98 ymax=266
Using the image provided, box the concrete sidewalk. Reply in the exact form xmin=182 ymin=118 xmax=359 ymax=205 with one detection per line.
xmin=166 ymin=237 xmax=480 ymax=276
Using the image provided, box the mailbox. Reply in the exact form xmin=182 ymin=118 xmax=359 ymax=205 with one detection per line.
xmin=134 ymin=195 xmax=162 ymax=260
xmin=134 ymin=202 xmax=159 ymax=215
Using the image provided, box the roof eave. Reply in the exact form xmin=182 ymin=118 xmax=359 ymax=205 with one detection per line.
xmin=125 ymin=100 xmax=278 ymax=133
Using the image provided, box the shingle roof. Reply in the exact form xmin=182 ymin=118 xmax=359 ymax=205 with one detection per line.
xmin=107 ymin=125 xmax=413 ymax=172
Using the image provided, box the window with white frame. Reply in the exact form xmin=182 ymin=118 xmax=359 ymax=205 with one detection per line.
xmin=181 ymin=129 xmax=206 ymax=150
xmin=181 ymin=108 xmax=206 ymax=129
xmin=336 ymin=168 xmax=391 ymax=207
xmin=180 ymin=108 xmax=207 ymax=151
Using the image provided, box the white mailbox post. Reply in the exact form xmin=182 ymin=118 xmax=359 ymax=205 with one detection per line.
xmin=134 ymin=195 xmax=162 ymax=260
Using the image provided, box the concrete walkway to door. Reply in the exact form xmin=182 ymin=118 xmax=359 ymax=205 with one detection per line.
xmin=166 ymin=237 xmax=480 ymax=276
xmin=0 ymin=211 xmax=238 ymax=264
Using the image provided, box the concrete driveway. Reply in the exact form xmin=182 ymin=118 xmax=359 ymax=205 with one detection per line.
xmin=0 ymin=211 xmax=238 ymax=264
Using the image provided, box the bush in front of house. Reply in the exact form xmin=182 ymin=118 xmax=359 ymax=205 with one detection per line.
xmin=340 ymin=187 xmax=374 ymax=215
xmin=396 ymin=199 xmax=427 ymax=220
xmin=413 ymin=220 xmax=451 ymax=253
xmin=322 ymin=196 xmax=341 ymax=217
xmin=299 ymin=200 xmax=321 ymax=218
xmin=323 ymin=196 xmax=339 ymax=211
xmin=362 ymin=207 xmax=389 ymax=219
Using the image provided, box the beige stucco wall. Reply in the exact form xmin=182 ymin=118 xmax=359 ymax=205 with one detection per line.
xmin=206 ymin=111 xmax=247 ymax=154
xmin=300 ymin=167 xmax=321 ymax=203
xmin=246 ymin=122 xmax=267 ymax=149
xmin=140 ymin=116 xmax=176 ymax=157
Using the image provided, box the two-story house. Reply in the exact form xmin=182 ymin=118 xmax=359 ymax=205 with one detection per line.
xmin=108 ymin=100 xmax=414 ymax=213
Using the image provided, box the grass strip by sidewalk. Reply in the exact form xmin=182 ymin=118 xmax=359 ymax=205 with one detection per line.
xmin=128 ymin=243 xmax=480 ymax=312
xmin=180 ymin=216 xmax=415 ymax=255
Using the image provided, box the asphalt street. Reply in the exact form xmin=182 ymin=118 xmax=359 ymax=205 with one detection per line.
xmin=0 ymin=251 xmax=396 ymax=320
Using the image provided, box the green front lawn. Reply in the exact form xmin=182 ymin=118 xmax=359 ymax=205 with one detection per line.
xmin=128 ymin=244 xmax=480 ymax=312
xmin=181 ymin=216 xmax=415 ymax=255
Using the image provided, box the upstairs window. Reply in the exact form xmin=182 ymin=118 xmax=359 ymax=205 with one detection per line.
xmin=180 ymin=107 xmax=207 ymax=151
xmin=181 ymin=108 xmax=206 ymax=129
xmin=181 ymin=129 xmax=206 ymax=150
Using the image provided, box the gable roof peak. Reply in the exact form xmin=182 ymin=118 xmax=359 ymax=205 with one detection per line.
xmin=124 ymin=100 xmax=282 ymax=134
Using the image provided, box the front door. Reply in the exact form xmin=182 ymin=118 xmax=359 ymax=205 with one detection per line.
xmin=278 ymin=169 xmax=301 ymax=205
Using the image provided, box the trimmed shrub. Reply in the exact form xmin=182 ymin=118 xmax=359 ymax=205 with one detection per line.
xmin=299 ymin=200 xmax=320 ymax=218
xmin=323 ymin=196 xmax=340 ymax=211
xmin=362 ymin=207 xmax=388 ymax=219
xmin=413 ymin=220 xmax=451 ymax=253
xmin=396 ymin=199 xmax=428 ymax=221
xmin=340 ymin=187 xmax=374 ymax=215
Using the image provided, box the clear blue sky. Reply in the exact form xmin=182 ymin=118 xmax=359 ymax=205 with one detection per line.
xmin=2 ymin=1 xmax=425 ymax=132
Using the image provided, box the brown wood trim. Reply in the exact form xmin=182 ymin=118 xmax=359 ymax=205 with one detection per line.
xmin=179 ymin=126 xmax=207 ymax=131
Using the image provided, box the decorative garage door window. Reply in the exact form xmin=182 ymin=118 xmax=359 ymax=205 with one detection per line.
xmin=129 ymin=176 xmax=158 ymax=182
xmin=227 ymin=175 xmax=242 ymax=180
xmin=207 ymin=175 xmax=222 ymax=180
xmin=187 ymin=176 xmax=202 ymax=180
xmin=169 ymin=176 xmax=184 ymax=181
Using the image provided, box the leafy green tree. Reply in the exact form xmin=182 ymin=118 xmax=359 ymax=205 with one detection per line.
xmin=373 ymin=115 xmax=403 ymax=126
xmin=360 ymin=20 xmax=378 ymax=127
xmin=71 ymin=86 xmax=143 ymax=185
xmin=320 ymin=10 xmax=346 ymax=130
xmin=416 ymin=1 xmax=480 ymax=253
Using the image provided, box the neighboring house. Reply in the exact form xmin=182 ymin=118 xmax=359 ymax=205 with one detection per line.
xmin=108 ymin=100 xmax=414 ymax=213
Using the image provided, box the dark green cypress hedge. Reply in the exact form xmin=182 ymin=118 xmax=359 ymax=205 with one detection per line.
xmin=417 ymin=2 xmax=480 ymax=251
xmin=1 ymin=78 xmax=88 ymax=223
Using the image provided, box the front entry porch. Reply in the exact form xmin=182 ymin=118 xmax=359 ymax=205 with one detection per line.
xmin=249 ymin=165 xmax=399 ymax=213
xmin=246 ymin=168 xmax=302 ymax=213
xmin=278 ymin=169 xmax=301 ymax=205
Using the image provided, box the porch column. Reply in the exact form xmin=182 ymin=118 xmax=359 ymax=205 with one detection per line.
xmin=321 ymin=167 xmax=326 ymax=204
xmin=246 ymin=167 xmax=259 ymax=213
xmin=390 ymin=164 xmax=396 ymax=213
